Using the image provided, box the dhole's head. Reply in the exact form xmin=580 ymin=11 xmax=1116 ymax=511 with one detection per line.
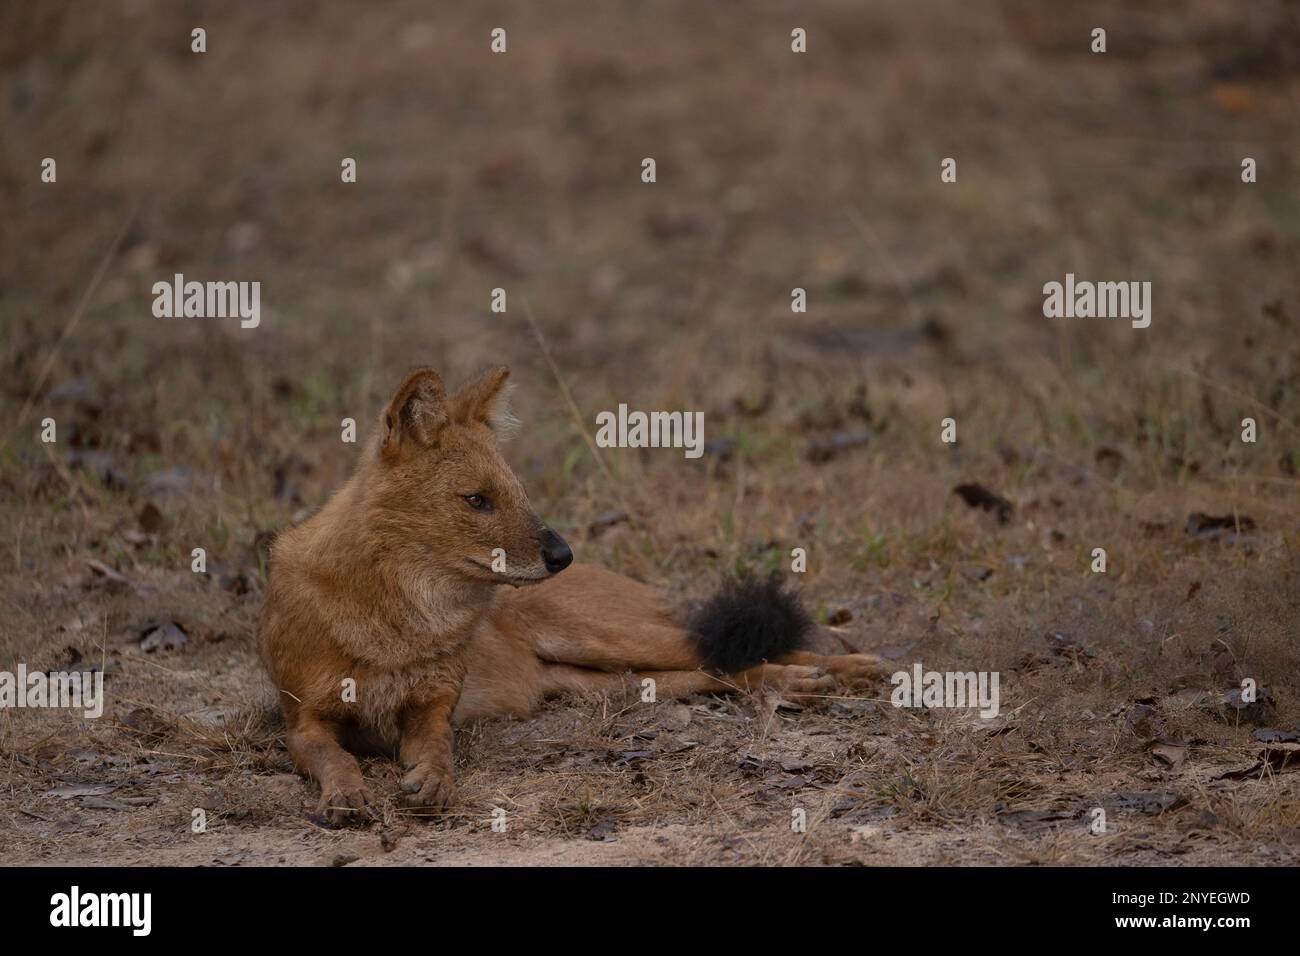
xmin=368 ymin=366 xmax=571 ymax=586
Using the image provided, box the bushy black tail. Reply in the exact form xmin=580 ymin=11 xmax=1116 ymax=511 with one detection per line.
xmin=687 ymin=574 xmax=812 ymax=674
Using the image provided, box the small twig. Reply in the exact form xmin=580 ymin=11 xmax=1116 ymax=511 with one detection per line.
xmin=519 ymin=297 xmax=616 ymax=486
xmin=3 ymin=203 xmax=139 ymax=453
xmin=845 ymin=206 xmax=925 ymax=326
xmin=519 ymin=297 xmax=648 ymax=536
xmin=1164 ymin=362 xmax=1297 ymax=432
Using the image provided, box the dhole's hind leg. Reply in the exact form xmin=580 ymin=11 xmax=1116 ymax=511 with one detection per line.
xmin=500 ymin=566 xmax=706 ymax=673
xmin=512 ymin=567 xmax=885 ymax=682
xmin=538 ymin=664 xmax=724 ymax=702
xmin=775 ymin=651 xmax=888 ymax=688
xmin=505 ymin=566 xmax=887 ymax=705
xmin=538 ymin=661 xmax=843 ymax=704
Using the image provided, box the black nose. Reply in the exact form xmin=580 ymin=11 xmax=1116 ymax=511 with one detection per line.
xmin=540 ymin=528 xmax=573 ymax=574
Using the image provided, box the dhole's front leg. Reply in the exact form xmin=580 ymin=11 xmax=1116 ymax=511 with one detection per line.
xmin=398 ymin=684 xmax=461 ymax=810
xmin=287 ymin=713 xmax=372 ymax=825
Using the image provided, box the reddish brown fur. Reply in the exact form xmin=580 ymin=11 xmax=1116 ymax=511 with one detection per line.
xmin=258 ymin=366 xmax=883 ymax=823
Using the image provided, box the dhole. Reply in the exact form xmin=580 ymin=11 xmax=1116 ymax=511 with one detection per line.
xmin=258 ymin=366 xmax=884 ymax=823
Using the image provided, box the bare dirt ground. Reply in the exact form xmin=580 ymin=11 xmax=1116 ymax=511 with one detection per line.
xmin=2 ymin=0 xmax=1299 ymax=866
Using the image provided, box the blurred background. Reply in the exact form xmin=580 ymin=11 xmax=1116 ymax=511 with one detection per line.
xmin=3 ymin=0 xmax=1299 ymax=635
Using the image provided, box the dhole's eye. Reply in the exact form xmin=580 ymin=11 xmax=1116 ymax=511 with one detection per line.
xmin=463 ymin=493 xmax=490 ymax=511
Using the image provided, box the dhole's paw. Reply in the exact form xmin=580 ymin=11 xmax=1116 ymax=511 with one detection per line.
xmin=823 ymin=653 xmax=889 ymax=688
xmin=739 ymin=663 xmax=837 ymax=695
xmin=317 ymin=780 xmax=375 ymax=827
xmin=767 ymin=664 xmax=838 ymax=695
xmin=400 ymin=761 xmax=456 ymax=810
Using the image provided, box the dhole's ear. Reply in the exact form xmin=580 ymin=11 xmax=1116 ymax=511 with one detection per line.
xmin=452 ymin=366 xmax=518 ymax=439
xmin=380 ymin=368 xmax=449 ymax=455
